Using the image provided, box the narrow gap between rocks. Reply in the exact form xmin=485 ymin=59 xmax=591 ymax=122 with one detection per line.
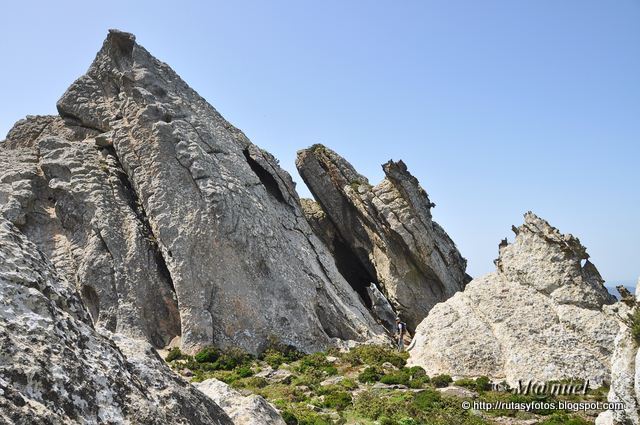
xmin=243 ymin=148 xmax=286 ymax=203
xmin=332 ymin=237 xmax=375 ymax=309
xmin=101 ymin=146 xmax=176 ymax=294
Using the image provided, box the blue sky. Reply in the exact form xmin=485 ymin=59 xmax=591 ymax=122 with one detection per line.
xmin=1 ymin=1 xmax=638 ymax=286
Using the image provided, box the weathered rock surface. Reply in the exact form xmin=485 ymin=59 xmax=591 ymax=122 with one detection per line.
xmin=596 ymin=280 xmax=640 ymax=425
xmin=0 ymin=115 xmax=180 ymax=347
xmin=0 ymin=216 xmax=233 ymax=425
xmin=297 ymin=145 xmax=470 ymax=331
xmin=2 ymin=30 xmax=387 ymax=354
xmin=407 ymin=212 xmax=618 ymax=385
xmin=194 ymin=379 xmax=286 ymax=425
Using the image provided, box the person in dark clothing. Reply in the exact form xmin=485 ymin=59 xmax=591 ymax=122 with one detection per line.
xmin=395 ymin=317 xmax=406 ymax=351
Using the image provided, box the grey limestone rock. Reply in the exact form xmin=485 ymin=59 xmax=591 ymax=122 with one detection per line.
xmin=407 ymin=212 xmax=618 ymax=386
xmin=1 ymin=115 xmax=180 ymax=348
xmin=2 ymin=29 xmax=386 ymax=354
xmin=296 ymin=144 xmax=470 ymax=331
xmin=0 ymin=216 xmax=233 ymax=425
xmin=194 ymin=379 xmax=286 ymax=425
xmin=596 ymin=279 xmax=640 ymax=425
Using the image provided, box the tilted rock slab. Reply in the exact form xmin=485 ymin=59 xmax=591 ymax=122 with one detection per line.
xmin=596 ymin=280 xmax=640 ymax=425
xmin=297 ymin=145 xmax=470 ymax=331
xmin=1 ymin=115 xmax=180 ymax=347
xmin=0 ymin=216 xmax=233 ymax=425
xmin=0 ymin=30 xmax=386 ymax=354
xmin=194 ymin=379 xmax=286 ymax=425
xmin=408 ymin=212 xmax=618 ymax=385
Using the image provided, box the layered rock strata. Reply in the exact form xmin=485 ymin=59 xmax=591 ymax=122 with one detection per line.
xmin=297 ymin=145 xmax=470 ymax=331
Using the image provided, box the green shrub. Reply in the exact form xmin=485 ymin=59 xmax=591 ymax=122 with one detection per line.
xmin=343 ymin=344 xmax=407 ymax=368
xmin=406 ymin=366 xmax=427 ymax=378
xmin=281 ymin=410 xmax=298 ymax=425
xmin=475 ymin=376 xmax=492 ymax=392
xmin=353 ymin=390 xmax=413 ymax=420
xmin=358 ymin=366 xmax=383 ymax=383
xmin=247 ymin=376 xmax=269 ymax=388
xmin=454 ymin=376 xmax=492 ymax=392
xmin=262 ymin=349 xmax=288 ymax=369
xmin=454 ymin=378 xmax=477 ymax=389
xmin=279 ymin=406 xmax=332 ymax=425
xmin=431 ymin=374 xmax=453 ymax=388
xmin=322 ymin=391 xmax=352 ymax=410
xmin=235 ymin=366 xmax=254 ymax=378
xmin=380 ymin=371 xmax=410 ymax=386
xmin=295 ymin=353 xmax=337 ymax=376
xmin=165 ymin=347 xmax=183 ymax=362
xmin=412 ymin=388 xmax=442 ymax=411
xmin=408 ymin=375 xmax=430 ymax=389
xmin=340 ymin=378 xmax=358 ymax=390
xmin=194 ymin=346 xmax=220 ymax=363
xmin=260 ymin=338 xmax=305 ymax=368
xmin=216 ymin=347 xmax=253 ymax=370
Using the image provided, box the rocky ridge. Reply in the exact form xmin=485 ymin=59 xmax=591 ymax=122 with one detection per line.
xmin=297 ymin=144 xmax=471 ymax=331
xmin=0 ymin=216 xmax=233 ymax=425
xmin=1 ymin=30 xmax=388 ymax=356
xmin=407 ymin=212 xmax=618 ymax=385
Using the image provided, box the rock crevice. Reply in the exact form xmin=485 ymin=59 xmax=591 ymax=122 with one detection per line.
xmin=296 ymin=144 xmax=470 ymax=331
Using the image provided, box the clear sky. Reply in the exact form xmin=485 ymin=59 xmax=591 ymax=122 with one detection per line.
xmin=1 ymin=1 xmax=638 ymax=286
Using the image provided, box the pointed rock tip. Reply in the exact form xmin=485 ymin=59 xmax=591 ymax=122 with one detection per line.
xmin=105 ymin=29 xmax=136 ymax=56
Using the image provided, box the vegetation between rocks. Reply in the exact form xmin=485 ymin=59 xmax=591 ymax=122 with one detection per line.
xmin=165 ymin=344 xmax=603 ymax=424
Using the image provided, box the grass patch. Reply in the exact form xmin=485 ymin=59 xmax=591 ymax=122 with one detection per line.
xmin=165 ymin=343 xmax=601 ymax=425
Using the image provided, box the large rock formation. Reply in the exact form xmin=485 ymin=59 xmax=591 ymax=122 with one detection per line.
xmin=0 ymin=115 xmax=180 ymax=348
xmin=0 ymin=216 xmax=233 ymax=425
xmin=296 ymin=145 xmax=470 ymax=331
xmin=194 ymin=379 xmax=286 ymax=425
xmin=407 ymin=212 xmax=618 ymax=385
xmin=1 ymin=30 xmax=387 ymax=355
xmin=596 ymin=280 xmax=640 ymax=425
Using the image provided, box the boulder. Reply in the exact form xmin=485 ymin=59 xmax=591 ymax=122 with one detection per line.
xmin=2 ymin=29 xmax=387 ymax=354
xmin=0 ymin=216 xmax=232 ymax=425
xmin=194 ymin=379 xmax=286 ymax=425
xmin=407 ymin=212 xmax=618 ymax=386
xmin=596 ymin=279 xmax=640 ymax=425
xmin=297 ymin=145 xmax=470 ymax=331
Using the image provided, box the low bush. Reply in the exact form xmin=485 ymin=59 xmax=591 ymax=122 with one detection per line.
xmin=431 ymin=374 xmax=453 ymax=388
xmin=358 ymin=366 xmax=383 ymax=383
xmin=279 ymin=404 xmax=332 ymax=425
xmin=339 ymin=378 xmax=358 ymax=391
xmin=412 ymin=388 xmax=442 ymax=411
xmin=322 ymin=391 xmax=352 ymax=410
xmin=165 ymin=347 xmax=184 ymax=362
xmin=260 ymin=338 xmax=305 ymax=368
xmin=380 ymin=371 xmax=410 ymax=386
xmin=295 ymin=353 xmax=337 ymax=377
xmin=194 ymin=346 xmax=220 ymax=363
xmin=342 ymin=344 xmax=407 ymax=368
xmin=475 ymin=376 xmax=492 ymax=392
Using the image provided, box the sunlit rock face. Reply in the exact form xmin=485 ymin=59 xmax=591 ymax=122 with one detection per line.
xmin=408 ymin=212 xmax=618 ymax=386
xmin=0 ymin=216 xmax=233 ymax=425
xmin=1 ymin=30 xmax=388 ymax=356
xmin=297 ymin=144 xmax=471 ymax=331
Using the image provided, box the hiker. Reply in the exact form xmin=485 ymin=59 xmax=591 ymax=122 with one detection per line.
xmin=395 ymin=317 xmax=406 ymax=351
